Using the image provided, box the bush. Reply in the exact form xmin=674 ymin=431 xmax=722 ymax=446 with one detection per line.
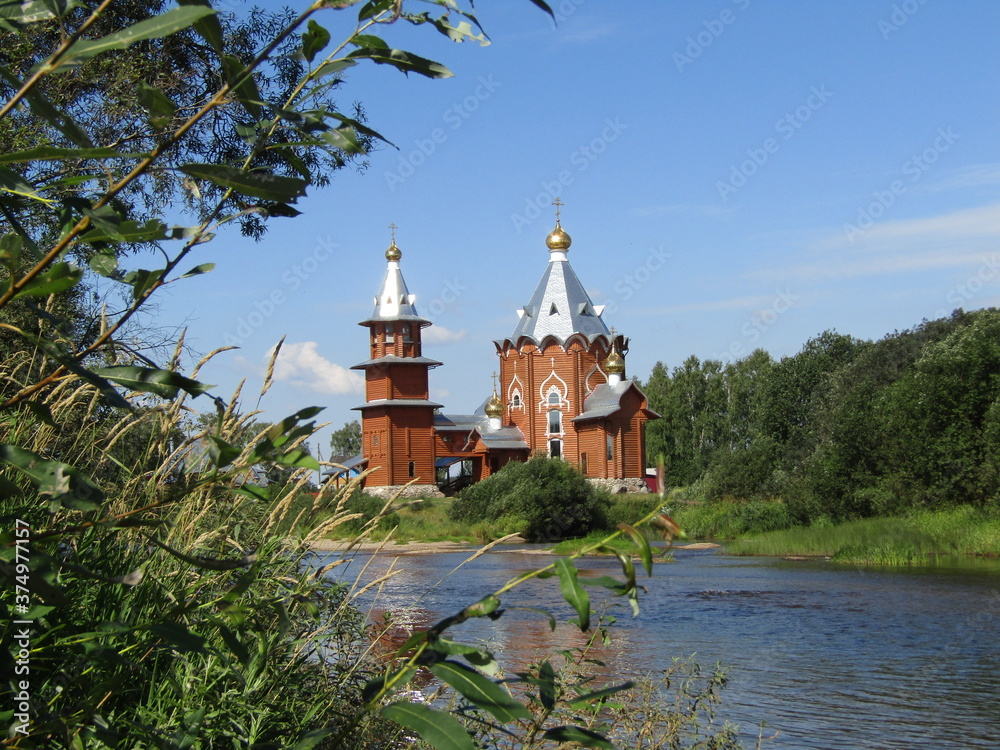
xmin=672 ymin=498 xmax=793 ymax=538
xmin=448 ymin=457 xmax=611 ymax=541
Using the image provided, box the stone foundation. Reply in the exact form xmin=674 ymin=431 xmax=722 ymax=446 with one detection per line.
xmin=588 ymin=477 xmax=650 ymax=494
xmin=364 ymin=484 xmax=445 ymax=500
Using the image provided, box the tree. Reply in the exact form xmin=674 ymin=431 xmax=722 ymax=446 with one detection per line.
xmin=1 ymin=5 xmax=694 ymax=750
xmin=330 ymin=419 xmax=361 ymax=455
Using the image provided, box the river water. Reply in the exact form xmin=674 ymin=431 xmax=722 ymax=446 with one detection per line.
xmin=318 ymin=546 xmax=1000 ymax=750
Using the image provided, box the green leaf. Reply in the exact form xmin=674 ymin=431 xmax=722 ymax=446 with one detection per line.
xmin=22 ymin=399 xmax=55 ymax=426
xmin=277 ymin=449 xmax=320 ymax=471
xmin=311 ymin=58 xmax=357 ymax=79
xmin=302 ymin=19 xmax=331 ymax=63
xmin=569 ymin=681 xmax=635 ymax=708
xmin=123 ymin=268 xmax=164 ymax=300
xmin=429 ymin=661 xmax=530 ymax=723
xmin=12 ymin=261 xmax=81 ymax=300
xmin=0 ymin=444 xmax=103 ymax=510
xmin=0 ymin=0 xmax=58 ymax=27
xmin=79 ymin=219 xmax=168 ymax=245
xmin=542 ymin=726 xmax=615 ymax=750
xmin=0 ymin=146 xmax=141 ymax=164
xmin=322 ymin=125 xmax=366 ymax=154
xmin=380 ymin=702 xmax=474 ymax=750
xmin=169 ymin=707 xmax=206 ymax=750
xmin=555 ymin=557 xmax=590 ymax=631
xmin=52 ymin=6 xmax=217 ymax=71
xmin=463 ymin=594 xmax=500 ymax=618
xmin=179 ymin=163 xmax=307 ymax=202
xmin=179 ymin=263 xmax=215 ymax=279
xmin=206 ymin=435 xmax=241 ymax=468
xmin=358 ymin=0 xmax=393 ymax=21
xmin=88 ymin=252 xmax=119 ymax=278
xmin=91 ymin=366 xmax=213 ymax=399
xmin=289 ymin=729 xmax=332 ymax=750
xmin=618 ymin=523 xmax=654 ymax=576
xmin=222 ymin=54 xmax=263 ymax=120
xmin=137 ymin=82 xmax=176 ymax=130
xmin=538 ymin=660 xmax=557 ymax=710
xmin=347 ymin=47 xmax=453 ymax=79
xmin=177 ymin=0 xmax=224 ymax=52
xmin=146 ymin=622 xmax=208 ymax=653
xmin=525 ymin=0 xmax=556 ymax=20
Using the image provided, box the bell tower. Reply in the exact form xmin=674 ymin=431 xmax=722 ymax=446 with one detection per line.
xmin=352 ymin=229 xmax=442 ymax=493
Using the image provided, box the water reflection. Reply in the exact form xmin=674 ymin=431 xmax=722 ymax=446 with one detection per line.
xmin=315 ymin=546 xmax=1000 ymax=750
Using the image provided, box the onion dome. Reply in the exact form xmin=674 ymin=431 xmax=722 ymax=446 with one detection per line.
xmin=385 ymin=240 xmax=402 ymax=262
xmin=485 ymin=391 xmax=503 ymax=418
xmin=545 ymin=223 xmax=572 ymax=252
xmin=604 ymin=350 xmax=625 ymax=374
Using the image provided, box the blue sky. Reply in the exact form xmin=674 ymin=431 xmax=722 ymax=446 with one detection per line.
xmin=143 ymin=0 xmax=1000 ymax=448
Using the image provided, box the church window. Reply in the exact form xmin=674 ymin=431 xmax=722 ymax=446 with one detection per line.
xmin=385 ymin=322 xmax=394 ymax=344
xmin=402 ymin=323 xmax=413 ymax=343
xmin=606 ymin=434 xmax=613 ymax=461
xmin=581 ymin=453 xmax=588 ymax=475
xmin=547 ymin=390 xmax=560 ymax=406
xmin=548 ymin=409 xmax=561 ymax=435
xmin=373 ymin=434 xmax=380 ymax=447
xmin=549 ymin=303 xmax=558 ymax=315
xmin=511 ymin=392 xmax=521 ymax=407
xmin=408 ymin=461 xmax=416 ymax=479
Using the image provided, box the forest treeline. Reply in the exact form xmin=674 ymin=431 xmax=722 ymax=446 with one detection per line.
xmin=642 ymin=308 xmax=1000 ymax=523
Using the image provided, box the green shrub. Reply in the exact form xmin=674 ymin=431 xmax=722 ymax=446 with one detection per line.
xmin=671 ymin=498 xmax=793 ymax=538
xmin=448 ymin=457 xmax=611 ymax=541
xmin=605 ymin=494 xmax=666 ymax=529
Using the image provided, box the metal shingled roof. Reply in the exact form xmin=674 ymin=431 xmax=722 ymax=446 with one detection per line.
xmin=503 ymin=257 xmax=610 ymax=345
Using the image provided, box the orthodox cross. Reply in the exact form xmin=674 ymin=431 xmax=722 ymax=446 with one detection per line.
xmin=389 ymin=222 xmax=397 ymax=242
xmin=552 ymin=197 xmax=564 ymax=223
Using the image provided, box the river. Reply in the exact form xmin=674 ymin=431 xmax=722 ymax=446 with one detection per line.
xmin=316 ymin=545 xmax=1000 ymax=750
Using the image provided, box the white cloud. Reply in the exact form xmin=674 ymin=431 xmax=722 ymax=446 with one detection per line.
xmin=917 ymin=163 xmax=1000 ymax=195
xmin=268 ymin=341 xmax=363 ymax=395
xmin=423 ymin=325 xmax=467 ymax=345
xmin=752 ymin=201 xmax=1000 ymax=284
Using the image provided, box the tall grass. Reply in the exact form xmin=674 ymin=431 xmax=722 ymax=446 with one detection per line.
xmin=669 ymin=498 xmax=794 ymax=538
xmin=727 ymin=506 xmax=1000 ymax=563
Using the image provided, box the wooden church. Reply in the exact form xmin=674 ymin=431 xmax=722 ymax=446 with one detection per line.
xmin=352 ymin=211 xmax=658 ymax=497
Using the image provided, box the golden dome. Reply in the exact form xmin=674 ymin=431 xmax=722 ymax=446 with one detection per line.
xmin=385 ymin=240 xmax=402 ymax=262
xmin=485 ymin=391 xmax=503 ymax=418
xmin=545 ymin=223 xmax=572 ymax=252
xmin=604 ymin=350 xmax=626 ymax=374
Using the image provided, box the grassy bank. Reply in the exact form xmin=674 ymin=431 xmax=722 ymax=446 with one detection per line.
xmin=726 ymin=506 xmax=1000 ymax=564
xmin=322 ymin=491 xmax=669 ymax=546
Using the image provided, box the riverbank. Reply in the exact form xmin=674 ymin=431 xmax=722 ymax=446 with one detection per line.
xmin=724 ymin=505 xmax=1000 ymax=564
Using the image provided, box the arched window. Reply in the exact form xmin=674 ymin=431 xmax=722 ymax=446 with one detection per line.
xmin=547 ymin=390 xmax=560 ymax=406
xmin=511 ymin=392 xmax=521 ymax=408
xmin=549 ymin=439 xmax=562 ymax=459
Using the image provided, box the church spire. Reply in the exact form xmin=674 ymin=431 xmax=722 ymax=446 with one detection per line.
xmin=366 ymin=225 xmax=425 ymax=323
